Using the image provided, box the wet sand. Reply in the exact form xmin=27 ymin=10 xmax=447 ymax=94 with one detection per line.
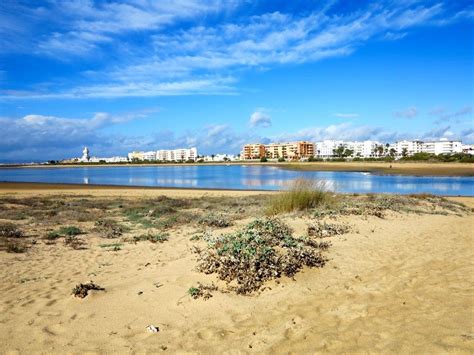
xmin=0 ymin=185 xmax=473 ymax=353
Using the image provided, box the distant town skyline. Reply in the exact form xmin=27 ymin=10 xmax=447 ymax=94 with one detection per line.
xmin=0 ymin=0 xmax=473 ymax=162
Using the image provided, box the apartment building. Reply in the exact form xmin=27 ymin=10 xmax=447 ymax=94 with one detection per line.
xmin=143 ymin=151 xmax=157 ymax=161
xmin=390 ymin=140 xmax=423 ymax=157
xmin=314 ymin=140 xmax=380 ymax=158
xmin=264 ymin=141 xmax=314 ymax=160
xmin=422 ymin=139 xmax=462 ymax=155
xmin=129 ymin=148 xmax=198 ymax=162
xmin=241 ymin=141 xmax=314 ymax=160
xmin=241 ymin=144 xmax=266 ymax=159
xmin=172 ymin=148 xmax=197 ymax=161
xmin=128 ymin=151 xmax=145 ymax=161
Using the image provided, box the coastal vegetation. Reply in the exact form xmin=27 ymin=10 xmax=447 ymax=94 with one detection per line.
xmin=266 ymin=179 xmax=333 ymax=215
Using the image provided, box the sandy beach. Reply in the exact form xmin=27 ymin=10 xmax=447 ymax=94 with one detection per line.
xmin=0 ymin=183 xmax=473 ymax=353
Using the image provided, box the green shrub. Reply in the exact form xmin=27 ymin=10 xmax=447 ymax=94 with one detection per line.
xmin=195 ymin=218 xmax=328 ymax=294
xmin=59 ymin=226 xmax=82 ymax=236
xmin=260 ymin=157 xmax=268 ymax=162
xmin=266 ymin=179 xmax=333 ymax=215
xmin=46 ymin=231 xmax=62 ymax=240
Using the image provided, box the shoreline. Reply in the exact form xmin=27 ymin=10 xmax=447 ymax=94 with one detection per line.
xmin=0 ymin=181 xmax=472 ymax=198
xmin=0 ymin=161 xmax=473 ymax=177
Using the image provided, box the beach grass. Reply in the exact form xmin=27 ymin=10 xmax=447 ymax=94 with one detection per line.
xmin=266 ymin=178 xmax=334 ymax=215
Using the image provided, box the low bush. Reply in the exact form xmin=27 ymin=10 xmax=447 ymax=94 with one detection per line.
xmin=198 ymin=213 xmax=232 ymax=228
xmin=266 ymin=179 xmax=333 ymax=215
xmin=95 ymin=219 xmax=123 ymax=238
xmin=0 ymin=223 xmax=24 ymax=238
xmin=195 ymin=218 xmax=329 ymax=294
xmin=308 ymin=221 xmax=350 ymax=238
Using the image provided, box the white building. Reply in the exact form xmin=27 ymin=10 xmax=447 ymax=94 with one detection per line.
xmin=349 ymin=141 xmax=380 ymax=158
xmin=143 ymin=151 xmax=157 ymax=161
xmin=391 ymin=140 xmax=423 ymax=157
xmin=462 ymin=144 xmax=474 ymax=155
xmin=315 ymin=140 xmax=380 ymax=158
xmin=203 ymin=154 xmax=237 ymax=162
xmin=422 ymin=139 xmax=462 ymax=155
xmin=315 ymin=140 xmax=344 ymax=158
xmin=172 ymin=148 xmax=197 ymax=161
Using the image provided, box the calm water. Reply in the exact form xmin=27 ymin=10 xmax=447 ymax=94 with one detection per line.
xmin=0 ymin=165 xmax=473 ymax=196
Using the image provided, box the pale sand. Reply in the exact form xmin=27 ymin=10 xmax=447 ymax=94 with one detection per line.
xmin=0 ymin=187 xmax=473 ymax=353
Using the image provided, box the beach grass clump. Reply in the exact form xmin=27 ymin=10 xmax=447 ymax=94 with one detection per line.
xmin=266 ymin=179 xmax=333 ymax=215
xmin=195 ymin=217 xmax=328 ymax=294
xmin=0 ymin=222 xmax=24 ymax=238
xmin=198 ymin=213 xmax=232 ymax=228
xmin=308 ymin=221 xmax=350 ymax=238
xmin=187 ymin=282 xmax=218 ymax=300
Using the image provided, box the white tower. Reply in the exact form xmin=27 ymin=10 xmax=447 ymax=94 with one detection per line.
xmin=82 ymin=147 xmax=90 ymax=161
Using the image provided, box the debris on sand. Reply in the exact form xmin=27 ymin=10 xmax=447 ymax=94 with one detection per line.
xmin=195 ymin=218 xmax=328 ymax=294
xmin=307 ymin=221 xmax=350 ymax=238
xmin=72 ymin=281 xmax=105 ymax=298
xmin=146 ymin=325 xmax=160 ymax=333
xmin=188 ymin=283 xmax=218 ymax=300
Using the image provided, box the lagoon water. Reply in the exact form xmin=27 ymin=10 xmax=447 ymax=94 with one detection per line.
xmin=0 ymin=165 xmax=473 ymax=196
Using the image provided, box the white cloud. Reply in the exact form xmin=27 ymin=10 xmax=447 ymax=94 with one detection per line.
xmin=249 ymin=109 xmax=272 ymax=128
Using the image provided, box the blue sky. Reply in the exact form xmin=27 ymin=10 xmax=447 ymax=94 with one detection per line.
xmin=0 ymin=0 xmax=473 ymax=161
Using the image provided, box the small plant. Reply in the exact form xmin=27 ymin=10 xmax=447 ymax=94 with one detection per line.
xmin=133 ymin=232 xmax=169 ymax=243
xmin=188 ymin=286 xmax=200 ymax=298
xmin=95 ymin=219 xmax=123 ymax=238
xmin=188 ymin=283 xmax=218 ymax=300
xmin=6 ymin=241 xmax=27 ymax=253
xmin=99 ymin=243 xmax=123 ymax=251
xmin=0 ymin=223 xmax=24 ymax=238
xmin=198 ymin=213 xmax=232 ymax=228
xmin=59 ymin=226 xmax=82 ymax=236
xmin=266 ymin=179 xmax=333 ymax=215
xmin=45 ymin=231 xmax=62 ymax=240
xmin=64 ymin=235 xmax=86 ymax=249
xmin=308 ymin=221 xmax=350 ymax=238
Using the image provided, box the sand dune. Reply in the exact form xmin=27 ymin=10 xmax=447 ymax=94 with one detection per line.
xmin=0 ymin=189 xmax=473 ymax=353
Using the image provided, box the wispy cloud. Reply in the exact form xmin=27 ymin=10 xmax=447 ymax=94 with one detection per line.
xmin=431 ymin=106 xmax=472 ymax=124
xmin=395 ymin=107 xmax=418 ymax=118
xmin=249 ymin=109 xmax=272 ymax=128
xmin=1 ymin=1 xmax=471 ymax=99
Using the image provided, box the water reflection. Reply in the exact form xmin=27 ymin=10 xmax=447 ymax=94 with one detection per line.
xmin=0 ymin=165 xmax=472 ymax=196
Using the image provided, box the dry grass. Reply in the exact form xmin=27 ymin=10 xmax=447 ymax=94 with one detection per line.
xmin=266 ymin=179 xmax=334 ymax=215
